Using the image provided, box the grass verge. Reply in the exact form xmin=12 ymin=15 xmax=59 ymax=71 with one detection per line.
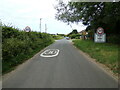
xmin=73 ymin=39 xmax=119 ymax=74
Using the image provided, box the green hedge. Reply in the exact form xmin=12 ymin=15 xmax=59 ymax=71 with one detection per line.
xmin=107 ymin=34 xmax=119 ymax=44
xmin=52 ymin=35 xmax=63 ymax=40
xmin=69 ymin=34 xmax=80 ymax=39
xmin=2 ymin=25 xmax=54 ymax=74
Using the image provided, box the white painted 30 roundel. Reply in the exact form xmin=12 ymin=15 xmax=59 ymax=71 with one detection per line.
xmin=40 ymin=49 xmax=60 ymax=57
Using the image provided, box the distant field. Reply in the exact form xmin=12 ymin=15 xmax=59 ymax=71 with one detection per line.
xmin=73 ymin=39 xmax=119 ymax=74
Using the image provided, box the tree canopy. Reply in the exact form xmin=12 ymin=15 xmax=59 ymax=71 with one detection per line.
xmin=55 ymin=2 xmax=120 ymax=35
xmin=67 ymin=29 xmax=78 ymax=36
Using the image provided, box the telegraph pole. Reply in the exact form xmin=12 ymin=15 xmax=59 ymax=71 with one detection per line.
xmin=40 ymin=18 xmax=42 ymax=32
xmin=70 ymin=24 xmax=73 ymax=29
xmin=45 ymin=24 xmax=47 ymax=33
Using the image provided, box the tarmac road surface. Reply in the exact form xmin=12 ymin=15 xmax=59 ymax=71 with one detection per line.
xmin=2 ymin=39 xmax=118 ymax=88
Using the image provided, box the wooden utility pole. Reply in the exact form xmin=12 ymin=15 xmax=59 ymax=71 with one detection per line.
xmin=40 ymin=18 xmax=42 ymax=32
xmin=45 ymin=24 xmax=47 ymax=33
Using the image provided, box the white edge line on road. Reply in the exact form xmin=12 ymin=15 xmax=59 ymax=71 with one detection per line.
xmin=40 ymin=49 xmax=60 ymax=57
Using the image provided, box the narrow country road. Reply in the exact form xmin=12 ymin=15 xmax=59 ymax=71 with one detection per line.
xmin=3 ymin=39 xmax=118 ymax=88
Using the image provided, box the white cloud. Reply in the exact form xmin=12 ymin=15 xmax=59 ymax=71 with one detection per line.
xmin=0 ymin=0 xmax=86 ymax=34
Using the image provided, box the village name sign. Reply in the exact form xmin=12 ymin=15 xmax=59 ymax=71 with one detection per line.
xmin=94 ymin=27 xmax=106 ymax=43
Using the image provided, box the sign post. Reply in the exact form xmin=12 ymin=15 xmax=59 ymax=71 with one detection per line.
xmin=94 ymin=27 xmax=106 ymax=43
xmin=24 ymin=26 xmax=31 ymax=32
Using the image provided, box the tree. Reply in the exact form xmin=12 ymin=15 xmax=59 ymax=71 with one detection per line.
xmin=55 ymin=2 xmax=120 ymax=35
xmin=71 ymin=29 xmax=78 ymax=34
xmin=67 ymin=29 xmax=78 ymax=36
xmin=69 ymin=34 xmax=80 ymax=39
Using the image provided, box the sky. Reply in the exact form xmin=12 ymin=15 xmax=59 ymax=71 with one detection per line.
xmin=0 ymin=0 xmax=87 ymax=34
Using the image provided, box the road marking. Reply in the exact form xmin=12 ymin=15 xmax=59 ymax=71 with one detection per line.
xmin=40 ymin=49 xmax=60 ymax=57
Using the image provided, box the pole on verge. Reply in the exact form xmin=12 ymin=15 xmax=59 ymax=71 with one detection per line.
xmin=45 ymin=24 xmax=47 ymax=33
xmin=40 ymin=18 xmax=42 ymax=32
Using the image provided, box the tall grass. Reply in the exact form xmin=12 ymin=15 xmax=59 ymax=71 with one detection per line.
xmin=73 ymin=39 xmax=119 ymax=74
xmin=2 ymin=25 xmax=54 ymax=74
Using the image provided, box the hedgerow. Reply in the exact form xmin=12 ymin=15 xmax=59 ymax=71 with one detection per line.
xmin=2 ymin=25 xmax=54 ymax=74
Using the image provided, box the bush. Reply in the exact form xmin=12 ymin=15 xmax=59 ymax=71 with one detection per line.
xmin=2 ymin=25 xmax=54 ymax=73
xmin=87 ymin=30 xmax=94 ymax=40
xmin=107 ymin=34 xmax=119 ymax=44
xmin=69 ymin=34 xmax=80 ymax=39
xmin=52 ymin=35 xmax=63 ymax=40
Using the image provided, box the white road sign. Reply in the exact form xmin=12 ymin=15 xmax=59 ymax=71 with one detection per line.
xmin=94 ymin=33 xmax=106 ymax=43
xmin=24 ymin=26 xmax=31 ymax=32
xmin=94 ymin=27 xmax=106 ymax=43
